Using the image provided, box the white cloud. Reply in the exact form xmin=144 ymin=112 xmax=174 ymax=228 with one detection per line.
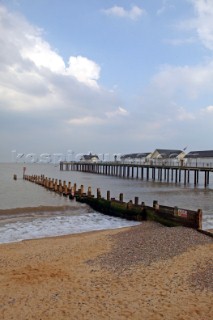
xmin=21 ymin=35 xmax=65 ymax=73
xmin=136 ymin=57 xmax=213 ymax=134
xmin=105 ymin=107 xmax=129 ymax=118
xmin=103 ymin=5 xmax=145 ymax=21
xmin=67 ymin=116 xmax=104 ymax=126
xmin=177 ymin=107 xmax=195 ymax=120
xmin=180 ymin=0 xmax=213 ymax=51
xmin=156 ymin=0 xmax=175 ymax=16
xmin=21 ymin=36 xmax=101 ymax=88
xmin=151 ymin=62 xmax=213 ymax=100
xmin=66 ymin=56 xmax=100 ymax=89
xmin=192 ymin=0 xmax=213 ymax=50
xmin=67 ymin=106 xmax=129 ymax=126
xmin=0 ymin=5 xmax=101 ymax=95
xmin=0 ymin=3 xmax=104 ymax=115
xmin=201 ymin=105 xmax=213 ymax=113
xmin=164 ymin=37 xmax=196 ymax=46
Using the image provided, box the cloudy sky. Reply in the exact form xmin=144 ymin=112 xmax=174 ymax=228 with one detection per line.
xmin=0 ymin=0 xmax=213 ymax=162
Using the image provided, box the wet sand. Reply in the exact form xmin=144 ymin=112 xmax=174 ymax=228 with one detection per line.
xmin=0 ymin=222 xmax=212 ymax=320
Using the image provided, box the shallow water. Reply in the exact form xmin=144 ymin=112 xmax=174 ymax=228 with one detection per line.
xmin=0 ymin=163 xmax=212 ymax=243
xmin=0 ymin=205 xmax=140 ymax=244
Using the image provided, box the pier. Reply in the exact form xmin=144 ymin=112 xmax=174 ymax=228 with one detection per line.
xmin=60 ymin=162 xmax=213 ymax=187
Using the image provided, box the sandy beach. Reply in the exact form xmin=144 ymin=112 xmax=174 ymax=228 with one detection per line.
xmin=0 ymin=221 xmax=213 ymax=320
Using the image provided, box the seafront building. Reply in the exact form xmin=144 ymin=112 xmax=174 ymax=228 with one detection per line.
xmin=184 ymin=150 xmax=213 ymax=168
xmin=80 ymin=153 xmax=99 ymax=163
xmin=120 ymin=153 xmax=151 ymax=164
xmin=120 ymin=149 xmax=185 ymax=166
xmin=149 ymin=149 xmax=185 ymax=166
xmin=77 ymin=149 xmax=213 ymax=168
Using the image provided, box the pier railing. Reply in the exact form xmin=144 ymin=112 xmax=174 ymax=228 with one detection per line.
xmin=23 ymin=174 xmax=203 ymax=230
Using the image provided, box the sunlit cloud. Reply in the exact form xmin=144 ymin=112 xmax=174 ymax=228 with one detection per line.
xmin=0 ymin=3 xmax=104 ymax=116
xmin=22 ymin=37 xmax=101 ymax=88
xmin=66 ymin=56 xmax=100 ymax=89
xmin=21 ymin=36 xmax=66 ymax=73
xmin=103 ymin=5 xmax=146 ymax=21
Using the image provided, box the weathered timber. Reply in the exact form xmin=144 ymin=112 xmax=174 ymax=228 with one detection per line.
xmin=23 ymin=174 xmax=204 ymax=230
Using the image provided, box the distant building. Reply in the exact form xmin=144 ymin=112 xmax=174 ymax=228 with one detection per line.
xmin=150 ymin=149 xmax=185 ymax=166
xmin=120 ymin=152 xmax=151 ymax=164
xmin=80 ymin=153 xmax=99 ymax=163
xmin=184 ymin=150 xmax=213 ymax=167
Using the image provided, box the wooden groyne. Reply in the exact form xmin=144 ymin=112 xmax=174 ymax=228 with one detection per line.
xmin=60 ymin=162 xmax=213 ymax=187
xmin=24 ymin=174 xmax=204 ymax=230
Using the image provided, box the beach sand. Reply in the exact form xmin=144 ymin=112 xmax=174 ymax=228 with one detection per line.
xmin=0 ymin=222 xmax=212 ymax=320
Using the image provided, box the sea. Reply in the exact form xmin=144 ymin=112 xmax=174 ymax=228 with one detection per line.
xmin=0 ymin=162 xmax=212 ymax=244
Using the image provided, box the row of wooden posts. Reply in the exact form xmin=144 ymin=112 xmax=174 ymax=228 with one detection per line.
xmin=23 ymin=174 xmax=134 ymax=203
xmin=23 ymin=174 xmax=205 ymax=231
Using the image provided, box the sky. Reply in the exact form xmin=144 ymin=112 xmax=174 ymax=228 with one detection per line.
xmin=0 ymin=0 xmax=213 ymax=162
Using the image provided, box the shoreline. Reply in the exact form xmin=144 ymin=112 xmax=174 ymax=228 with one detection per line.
xmin=0 ymin=220 xmax=212 ymax=247
xmin=0 ymin=224 xmax=137 ymax=246
xmin=0 ymin=221 xmax=212 ymax=319
xmin=0 ymin=205 xmax=141 ymax=245
xmin=0 ymin=203 xmax=212 ymax=246
xmin=0 ymin=205 xmax=80 ymax=215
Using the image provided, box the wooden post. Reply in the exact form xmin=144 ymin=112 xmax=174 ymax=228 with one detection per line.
xmin=42 ymin=177 xmax=45 ymax=186
xmin=23 ymin=166 xmax=26 ymax=179
xmin=54 ymin=179 xmax=58 ymax=192
xmin=197 ymin=209 xmax=202 ymax=229
xmin=48 ymin=178 xmax=51 ymax=188
xmin=63 ymin=184 xmax=68 ymax=196
xmin=68 ymin=182 xmax=71 ymax=192
xmin=73 ymin=183 xmax=77 ymax=193
xmin=107 ymin=190 xmax=110 ymax=201
xmin=153 ymin=200 xmax=159 ymax=209
xmin=87 ymin=186 xmax=92 ymax=197
xmin=70 ymin=187 xmax=74 ymax=197
xmin=59 ymin=184 xmax=63 ymax=193
xmin=135 ymin=197 xmax=139 ymax=205
xmin=49 ymin=179 xmax=53 ymax=190
xmin=119 ymin=193 xmax=123 ymax=202
xmin=97 ymin=188 xmax=101 ymax=199
xmin=45 ymin=178 xmax=48 ymax=188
